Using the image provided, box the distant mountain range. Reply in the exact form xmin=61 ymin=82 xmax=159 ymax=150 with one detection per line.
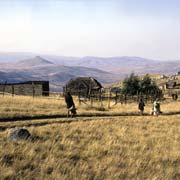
xmin=44 ymin=56 xmax=180 ymax=75
xmin=0 ymin=56 xmax=119 ymax=91
xmin=0 ymin=52 xmax=180 ymax=91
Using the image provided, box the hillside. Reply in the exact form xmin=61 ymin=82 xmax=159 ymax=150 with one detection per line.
xmin=1 ymin=52 xmax=180 ymax=75
xmin=0 ymin=56 xmax=119 ymax=91
xmin=1 ymin=53 xmax=180 ymax=91
xmin=32 ymin=55 xmax=180 ymax=75
xmin=16 ymin=56 xmax=54 ymax=67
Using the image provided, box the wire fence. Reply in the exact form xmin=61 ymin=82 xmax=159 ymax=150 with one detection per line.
xmin=0 ymin=88 xmax=164 ymax=110
xmin=0 ymin=82 xmax=166 ymax=109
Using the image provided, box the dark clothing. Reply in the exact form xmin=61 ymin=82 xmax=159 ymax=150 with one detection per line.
xmin=172 ymin=94 xmax=178 ymax=101
xmin=65 ymin=92 xmax=77 ymax=117
xmin=138 ymin=101 xmax=145 ymax=111
xmin=65 ymin=93 xmax=75 ymax=109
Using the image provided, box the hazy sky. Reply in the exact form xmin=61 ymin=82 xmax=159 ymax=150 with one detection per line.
xmin=0 ymin=0 xmax=180 ymax=60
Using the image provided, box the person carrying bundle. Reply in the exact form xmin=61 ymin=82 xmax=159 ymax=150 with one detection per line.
xmin=64 ymin=91 xmax=77 ymax=118
xmin=153 ymin=99 xmax=161 ymax=116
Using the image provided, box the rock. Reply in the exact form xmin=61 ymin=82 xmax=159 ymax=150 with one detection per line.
xmin=8 ymin=128 xmax=31 ymax=141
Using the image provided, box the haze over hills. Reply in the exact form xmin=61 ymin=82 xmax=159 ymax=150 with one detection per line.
xmin=0 ymin=53 xmax=180 ymax=91
xmin=46 ymin=56 xmax=180 ymax=75
xmin=0 ymin=56 xmax=119 ymax=91
xmin=0 ymin=52 xmax=180 ymax=74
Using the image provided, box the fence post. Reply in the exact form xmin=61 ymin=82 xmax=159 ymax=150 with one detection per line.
xmin=78 ymin=91 xmax=81 ymax=105
xmin=98 ymin=89 xmax=101 ymax=101
xmin=100 ymin=90 xmax=103 ymax=107
xmin=124 ymin=94 xmax=127 ymax=104
xmin=3 ymin=86 xmax=5 ymax=97
xmin=108 ymin=89 xmax=111 ymax=109
xmin=120 ymin=94 xmax=123 ymax=104
xmin=32 ymin=82 xmax=35 ymax=98
xmin=12 ymin=85 xmax=14 ymax=97
xmin=3 ymin=81 xmax=7 ymax=97
xmin=115 ymin=91 xmax=118 ymax=105
xmin=90 ymin=93 xmax=93 ymax=107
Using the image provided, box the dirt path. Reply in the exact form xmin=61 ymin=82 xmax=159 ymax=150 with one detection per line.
xmin=1 ymin=111 xmax=180 ymax=123
xmin=1 ymin=112 xmax=180 ymax=132
xmin=0 ymin=116 xmax=117 ymax=131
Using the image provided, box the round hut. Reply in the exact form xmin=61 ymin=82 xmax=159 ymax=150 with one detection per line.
xmin=64 ymin=77 xmax=103 ymax=97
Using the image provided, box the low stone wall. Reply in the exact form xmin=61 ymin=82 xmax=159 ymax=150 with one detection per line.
xmin=0 ymin=81 xmax=49 ymax=96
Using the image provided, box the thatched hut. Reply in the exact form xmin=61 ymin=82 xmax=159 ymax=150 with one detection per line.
xmin=64 ymin=77 xmax=103 ymax=97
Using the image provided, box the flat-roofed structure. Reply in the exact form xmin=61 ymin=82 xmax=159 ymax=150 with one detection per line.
xmin=0 ymin=81 xmax=49 ymax=96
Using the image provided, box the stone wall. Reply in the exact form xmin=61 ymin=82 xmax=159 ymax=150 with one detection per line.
xmin=0 ymin=81 xmax=49 ymax=96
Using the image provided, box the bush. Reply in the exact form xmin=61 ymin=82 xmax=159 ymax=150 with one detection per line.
xmin=121 ymin=73 xmax=162 ymax=97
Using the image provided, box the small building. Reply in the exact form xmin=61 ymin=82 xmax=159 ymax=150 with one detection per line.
xmin=0 ymin=81 xmax=49 ymax=96
xmin=64 ymin=77 xmax=103 ymax=97
xmin=166 ymin=81 xmax=177 ymax=89
xmin=165 ymin=81 xmax=180 ymax=89
xmin=159 ymin=81 xmax=180 ymax=96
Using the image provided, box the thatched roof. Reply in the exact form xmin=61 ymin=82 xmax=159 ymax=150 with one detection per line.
xmin=65 ymin=77 xmax=102 ymax=90
xmin=64 ymin=77 xmax=103 ymax=97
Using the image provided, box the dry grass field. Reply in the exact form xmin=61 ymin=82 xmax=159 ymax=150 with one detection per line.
xmin=0 ymin=95 xmax=180 ymax=179
xmin=1 ymin=95 xmax=180 ymax=120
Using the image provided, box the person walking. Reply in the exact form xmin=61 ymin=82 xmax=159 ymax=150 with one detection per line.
xmin=64 ymin=91 xmax=77 ymax=117
xmin=153 ymin=99 xmax=161 ymax=116
xmin=138 ymin=98 xmax=145 ymax=115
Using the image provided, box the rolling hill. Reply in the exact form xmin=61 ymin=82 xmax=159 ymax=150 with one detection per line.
xmin=0 ymin=56 xmax=119 ymax=91
xmin=16 ymin=56 xmax=54 ymax=67
xmin=41 ymin=55 xmax=180 ymax=75
xmin=1 ymin=53 xmax=180 ymax=91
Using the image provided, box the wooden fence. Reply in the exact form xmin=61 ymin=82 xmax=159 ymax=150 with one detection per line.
xmin=1 ymin=86 xmax=164 ymax=109
xmin=76 ymin=88 xmax=164 ymax=109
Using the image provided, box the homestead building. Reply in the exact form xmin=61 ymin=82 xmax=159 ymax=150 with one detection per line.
xmin=64 ymin=77 xmax=103 ymax=97
xmin=0 ymin=81 xmax=49 ymax=96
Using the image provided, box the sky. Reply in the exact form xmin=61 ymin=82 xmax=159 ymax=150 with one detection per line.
xmin=0 ymin=0 xmax=180 ymax=60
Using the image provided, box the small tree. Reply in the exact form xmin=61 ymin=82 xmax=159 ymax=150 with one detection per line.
xmin=121 ymin=73 xmax=162 ymax=98
xmin=140 ymin=74 xmax=152 ymax=94
xmin=139 ymin=74 xmax=160 ymax=96
xmin=121 ymin=73 xmax=140 ymax=95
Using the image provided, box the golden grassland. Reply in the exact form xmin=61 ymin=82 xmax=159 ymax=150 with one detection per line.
xmin=1 ymin=95 xmax=180 ymax=120
xmin=1 ymin=95 xmax=180 ymax=179
xmin=1 ymin=116 xmax=180 ymax=179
